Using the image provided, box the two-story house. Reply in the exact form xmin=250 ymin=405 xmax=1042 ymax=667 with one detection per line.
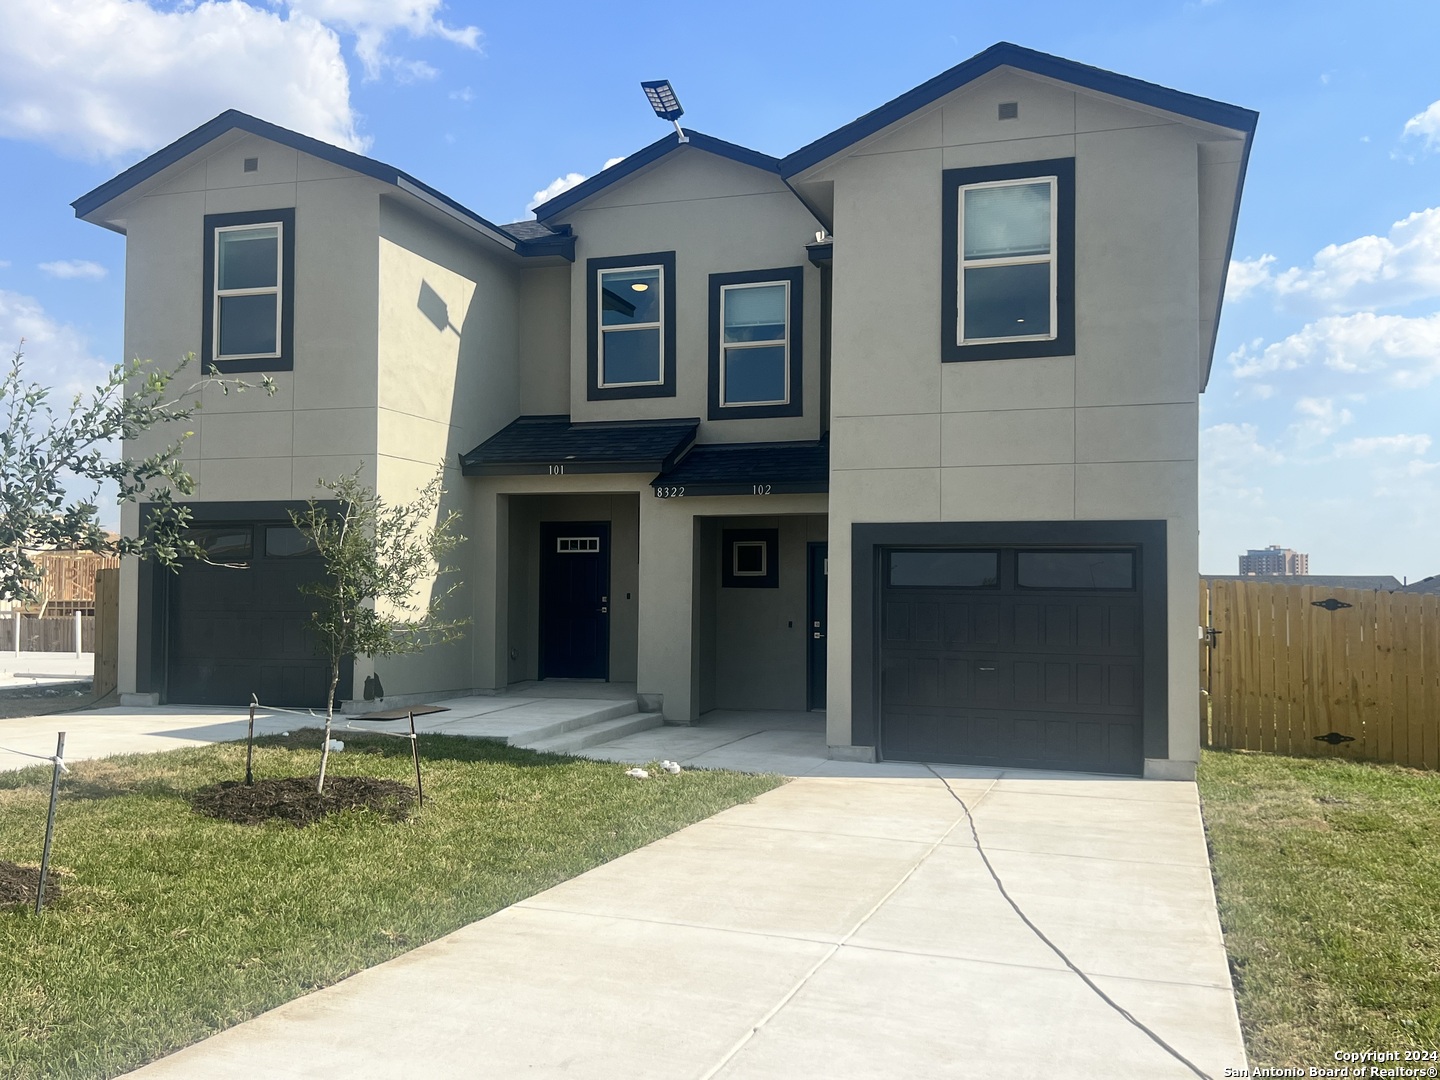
xmin=74 ymin=43 xmax=1255 ymax=779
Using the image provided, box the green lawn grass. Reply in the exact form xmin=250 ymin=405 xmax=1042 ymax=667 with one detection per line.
xmin=1199 ymin=749 xmax=1440 ymax=1066
xmin=0 ymin=731 xmax=783 ymax=1079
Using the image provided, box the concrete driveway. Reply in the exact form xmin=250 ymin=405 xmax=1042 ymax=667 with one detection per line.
xmin=125 ymin=768 xmax=1247 ymax=1079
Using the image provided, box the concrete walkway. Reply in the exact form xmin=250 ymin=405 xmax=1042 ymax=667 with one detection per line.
xmin=121 ymin=770 xmax=1246 ymax=1078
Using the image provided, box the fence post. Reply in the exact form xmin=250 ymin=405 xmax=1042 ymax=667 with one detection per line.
xmin=12 ymin=610 xmax=18 ymax=657
xmin=73 ymin=610 xmax=82 ymax=659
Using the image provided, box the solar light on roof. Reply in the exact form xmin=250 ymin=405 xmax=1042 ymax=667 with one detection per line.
xmin=641 ymin=79 xmax=688 ymax=143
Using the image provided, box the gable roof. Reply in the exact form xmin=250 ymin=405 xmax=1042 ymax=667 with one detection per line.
xmin=781 ymin=41 xmax=1258 ymax=177
xmin=531 ymin=129 xmax=781 ymax=222
xmin=71 ymin=110 xmax=574 ymax=260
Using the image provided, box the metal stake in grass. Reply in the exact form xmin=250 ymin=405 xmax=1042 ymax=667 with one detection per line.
xmin=245 ymin=696 xmax=257 ymax=786
xmin=36 ymin=731 xmax=64 ymax=915
xmin=409 ymin=709 xmax=423 ymax=807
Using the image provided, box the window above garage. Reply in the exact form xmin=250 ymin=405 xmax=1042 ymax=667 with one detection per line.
xmin=202 ymin=208 xmax=295 ymax=373
xmin=941 ymin=159 xmax=1074 ymax=363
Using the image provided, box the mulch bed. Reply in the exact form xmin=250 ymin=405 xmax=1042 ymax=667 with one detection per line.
xmin=0 ymin=859 xmax=61 ymax=908
xmin=191 ymin=776 xmax=416 ymax=827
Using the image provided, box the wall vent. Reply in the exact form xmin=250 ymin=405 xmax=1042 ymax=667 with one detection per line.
xmin=998 ymin=102 xmax=1019 ymax=120
xmin=243 ymin=157 xmax=259 ymax=173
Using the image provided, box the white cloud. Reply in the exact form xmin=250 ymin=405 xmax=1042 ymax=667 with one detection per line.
xmin=286 ymin=0 xmax=481 ymax=81
xmin=528 ymin=172 xmax=588 ymax=212
xmin=1237 ymin=207 xmax=1440 ymax=314
xmin=1227 ymin=311 xmax=1440 ymax=387
xmin=1403 ymin=99 xmax=1440 ymax=151
xmin=1335 ymin=434 xmax=1433 ymax=457
xmin=1289 ymin=396 xmax=1353 ymax=446
xmin=39 ymin=259 xmax=108 ymax=281
xmin=0 ymin=0 xmax=364 ymax=160
xmin=1225 ymin=254 xmax=1275 ymax=300
xmin=525 ymin=156 xmax=628 ymax=214
xmin=0 ymin=289 xmax=110 ymax=400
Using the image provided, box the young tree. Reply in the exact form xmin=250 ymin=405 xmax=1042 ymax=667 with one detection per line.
xmin=292 ymin=468 xmax=468 ymax=792
xmin=0 ymin=342 xmax=274 ymax=603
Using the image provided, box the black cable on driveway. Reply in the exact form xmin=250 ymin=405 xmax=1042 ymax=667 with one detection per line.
xmin=923 ymin=762 xmax=1214 ymax=1080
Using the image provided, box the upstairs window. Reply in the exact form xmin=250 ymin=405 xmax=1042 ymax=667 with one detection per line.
xmin=960 ymin=178 xmax=1055 ymax=343
xmin=202 ymin=208 xmax=295 ymax=372
xmin=599 ymin=265 xmax=663 ymax=386
xmin=708 ymin=266 xmax=804 ymax=420
xmin=941 ymin=159 xmax=1074 ymax=363
xmin=587 ymin=251 xmax=676 ymax=400
xmin=215 ymin=225 xmax=281 ymax=358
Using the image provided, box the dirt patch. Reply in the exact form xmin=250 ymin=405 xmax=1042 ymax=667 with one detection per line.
xmin=191 ymin=776 xmax=416 ymax=827
xmin=0 ymin=860 xmax=62 ymax=908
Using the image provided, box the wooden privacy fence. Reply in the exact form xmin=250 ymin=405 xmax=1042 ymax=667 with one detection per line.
xmin=1200 ymin=579 xmax=1440 ymax=769
xmin=0 ymin=614 xmax=96 ymax=652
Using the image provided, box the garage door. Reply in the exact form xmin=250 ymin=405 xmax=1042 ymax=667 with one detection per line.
xmin=167 ymin=523 xmax=334 ymax=707
xmin=879 ymin=547 xmax=1143 ymax=774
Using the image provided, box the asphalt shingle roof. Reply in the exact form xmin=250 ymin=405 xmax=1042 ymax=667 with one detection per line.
xmin=654 ymin=437 xmax=829 ymax=494
xmin=460 ymin=415 xmax=698 ymax=476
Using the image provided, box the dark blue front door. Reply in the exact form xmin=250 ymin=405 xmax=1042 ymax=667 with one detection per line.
xmin=807 ymin=542 xmax=828 ymax=709
xmin=539 ymin=522 xmax=610 ymax=679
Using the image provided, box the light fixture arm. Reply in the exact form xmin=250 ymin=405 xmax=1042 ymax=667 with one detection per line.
xmin=673 ymin=119 xmax=688 ymax=144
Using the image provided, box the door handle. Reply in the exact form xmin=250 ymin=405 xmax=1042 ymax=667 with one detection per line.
xmin=813 ymin=632 xmax=824 ymax=639
xmin=600 ymin=607 xmax=608 ymax=614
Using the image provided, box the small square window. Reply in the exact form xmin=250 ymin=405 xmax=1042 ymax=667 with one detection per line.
xmin=721 ymin=529 xmax=779 ymax=589
xmin=733 ymin=540 xmax=767 ymax=576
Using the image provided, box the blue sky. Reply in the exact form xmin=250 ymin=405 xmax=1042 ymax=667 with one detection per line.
xmin=2 ymin=0 xmax=1438 ymax=578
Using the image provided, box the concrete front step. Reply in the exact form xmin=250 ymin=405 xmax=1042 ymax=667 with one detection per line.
xmin=519 ymin=710 xmax=663 ymax=755
xmin=492 ymin=699 xmax=641 ymax=746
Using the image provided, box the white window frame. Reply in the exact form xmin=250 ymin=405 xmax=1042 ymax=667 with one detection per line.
xmin=213 ymin=222 xmax=284 ymax=361
xmin=718 ymin=280 xmax=791 ymax=408
xmin=956 ymin=175 xmax=1058 ymax=347
xmin=598 ymin=264 xmax=665 ymax=388
xmin=732 ymin=539 xmax=768 ymax=577
xmin=556 ymin=537 xmax=601 ymax=553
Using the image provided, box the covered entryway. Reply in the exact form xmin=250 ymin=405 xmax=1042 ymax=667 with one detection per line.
xmin=166 ymin=523 xmax=335 ymax=707
xmin=879 ymin=546 xmax=1144 ymax=774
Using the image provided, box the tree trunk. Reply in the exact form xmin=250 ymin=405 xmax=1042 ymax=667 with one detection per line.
xmin=317 ymin=657 xmax=341 ymax=794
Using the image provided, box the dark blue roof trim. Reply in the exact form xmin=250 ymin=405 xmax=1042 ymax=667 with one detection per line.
xmin=805 ymin=241 xmax=832 ymax=267
xmin=72 ymin=110 xmax=571 ymax=259
xmin=460 ymin=415 xmax=699 ymax=477
xmin=781 ymin=42 xmax=1258 ymax=177
xmin=533 ymin=130 xmax=781 ymax=222
xmin=652 ymin=437 xmax=829 ymax=496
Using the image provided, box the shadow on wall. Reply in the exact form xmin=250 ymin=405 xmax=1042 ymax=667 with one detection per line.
xmin=418 ymin=280 xmax=461 ymax=335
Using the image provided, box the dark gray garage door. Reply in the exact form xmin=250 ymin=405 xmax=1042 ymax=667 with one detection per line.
xmin=167 ymin=524 xmax=334 ymax=707
xmin=879 ymin=547 xmax=1143 ymax=774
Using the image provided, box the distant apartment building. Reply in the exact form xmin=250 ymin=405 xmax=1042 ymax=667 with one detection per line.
xmin=1238 ymin=546 xmax=1309 ymax=576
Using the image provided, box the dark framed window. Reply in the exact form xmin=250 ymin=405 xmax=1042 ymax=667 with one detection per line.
xmin=264 ymin=525 xmax=319 ymax=559
xmin=941 ymin=158 xmax=1074 ymax=362
xmin=202 ymin=208 xmax=295 ymax=372
xmin=1016 ymin=550 xmax=1135 ymax=590
xmin=587 ymin=251 xmax=676 ymax=400
xmin=182 ymin=526 xmax=253 ymax=562
xmin=887 ymin=550 xmax=999 ymax=588
xmin=721 ymin=528 xmax=779 ymax=589
xmin=708 ymin=266 xmax=804 ymax=420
